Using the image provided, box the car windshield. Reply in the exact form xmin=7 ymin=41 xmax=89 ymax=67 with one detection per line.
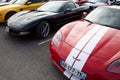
xmin=14 ymin=0 xmax=26 ymax=5
xmin=10 ymin=0 xmax=17 ymax=3
xmin=37 ymin=1 xmax=65 ymax=13
xmin=1 ymin=0 xmax=8 ymax=2
xmin=84 ymin=7 xmax=120 ymax=30
xmin=88 ymin=0 xmax=108 ymax=3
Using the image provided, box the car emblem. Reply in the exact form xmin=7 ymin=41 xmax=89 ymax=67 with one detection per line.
xmin=72 ymin=56 xmax=81 ymax=61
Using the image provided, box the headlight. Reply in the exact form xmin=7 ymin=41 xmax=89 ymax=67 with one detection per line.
xmin=52 ymin=31 xmax=62 ymax=47
xmin=107 ymin=59 xmax=120 ymax=74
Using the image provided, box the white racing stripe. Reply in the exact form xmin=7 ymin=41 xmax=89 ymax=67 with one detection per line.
xmin=71 ymin=75 xmax=81 ymax=80
xmin=63 ymin=25 xmax=109 ymax=80
xmin=64 ymin=70 xmax=72 ymax=78
xmin=75 ymin=25 xmax=102 ymax=50
xmin=73 ymin=27 xmax=110 ymax=71
xmin=71 ymin=27 xmax=109 ymax=80
xmin=64 ymin=25 xmax=103 ymax=78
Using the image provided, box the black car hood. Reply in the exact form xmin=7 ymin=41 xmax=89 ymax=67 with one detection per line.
xmin=8 ymin=10 xmax=57 ymax=31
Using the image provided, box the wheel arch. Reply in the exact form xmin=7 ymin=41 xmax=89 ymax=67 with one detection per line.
xmin=35 ymin=20 xmax=51 ymax=38
xmin=5 ymin=11 xmax=17 ymax=21
xmin=37 ymin=19 xmax=56 ymax=31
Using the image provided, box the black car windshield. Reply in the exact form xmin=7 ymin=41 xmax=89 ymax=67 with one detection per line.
xmin=37 ymin=1 xmax=65 ymax=12
xmin=88 ymin=0 xmax=108 ymax=3
xmin=85 ymin=7 xmax=120 ymax=29
xmin=14 ymin=0 xmax=26 ymax=5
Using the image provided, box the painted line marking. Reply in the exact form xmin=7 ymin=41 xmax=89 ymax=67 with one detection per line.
xmin=38 ymin=38 xmax=51 ymax=46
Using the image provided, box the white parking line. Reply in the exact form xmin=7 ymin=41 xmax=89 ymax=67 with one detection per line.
xmin=38 ymin=38 xmax=51 ymax=46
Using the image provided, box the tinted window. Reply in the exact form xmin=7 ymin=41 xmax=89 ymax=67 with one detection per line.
xmin=37 ymin=1 xmax=65 ymax=12
xmin=63 ymin=2 xmax=76 ymax=10
xmin=29 ymin=0 xmax=48 ymax=3
xmin=85 ymin=7 xmax=120 ymax=29
xmin=14 ymin=0 xmax=26 ymax=5
xmin=88 ymin=0 xmax=108 ymax=3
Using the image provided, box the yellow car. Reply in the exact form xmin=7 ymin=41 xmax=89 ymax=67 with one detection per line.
xmin=0 ymin=0 xmax=47 ymax=22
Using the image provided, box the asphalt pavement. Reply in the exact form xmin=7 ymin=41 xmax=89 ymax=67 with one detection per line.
xmin=0 ymin=24 xmax=68 ymax=80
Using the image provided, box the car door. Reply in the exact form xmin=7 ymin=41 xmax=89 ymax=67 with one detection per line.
xmin=63 ymin=2 xmax=83 ymax=22
xmin=55 ymin=2 xmax=82 ymax=26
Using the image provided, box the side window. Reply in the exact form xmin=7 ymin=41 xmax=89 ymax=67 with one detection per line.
xmin=29 ymin=0 xmax=35 ymax=3
xmin=63 ymin=2 xmax=76 ymax=10
xmin=38 ymin=0 xmax=48 ymax=2
xmin=29 ymin=0 xmax=44 ymax=3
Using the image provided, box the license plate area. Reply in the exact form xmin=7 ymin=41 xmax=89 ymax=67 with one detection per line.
xmin=60 ymin=60 xmax=86 ymax=79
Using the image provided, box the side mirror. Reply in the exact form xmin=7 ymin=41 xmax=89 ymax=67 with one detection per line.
xmin=64 ymin=9 xmax=72 ymax=14
xmin=82 ymin=12 xmax=88 ymax=18
xmin=26 ymin=1 xmax=32 ymax=5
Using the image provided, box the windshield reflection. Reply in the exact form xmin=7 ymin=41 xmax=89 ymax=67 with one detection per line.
xmin=85 ymin=7 xmax=120 ymax=29
xmin=88 ymin=0 xmax=108 ymax=3
xmin=37 ymin=1 xmax=64 ymax=13
xmin=14 ymin=0 xmax=26 ymax=5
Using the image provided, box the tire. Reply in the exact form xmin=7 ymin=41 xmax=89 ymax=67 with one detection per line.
xmin=5 ymin=12 xmax=16 ymax=21
xmin=36 ymin=21 xmax=50 ymax=38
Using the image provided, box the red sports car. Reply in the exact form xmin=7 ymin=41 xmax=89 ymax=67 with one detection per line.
xmin=50 ymin=6 xmax=120 ymax=80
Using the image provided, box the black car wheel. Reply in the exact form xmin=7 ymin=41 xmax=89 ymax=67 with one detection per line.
xmin=5 ymin=12 xmax=16 ymax=21
xmin=36 ymin=21 xmax=50 ymax=38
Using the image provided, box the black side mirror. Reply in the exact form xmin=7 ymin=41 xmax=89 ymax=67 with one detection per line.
xmin=64 ymin=9 xmax=72 ymax=14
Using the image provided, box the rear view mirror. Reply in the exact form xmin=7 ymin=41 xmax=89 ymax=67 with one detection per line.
xmin=82 ymin=12 xmax=88 ymax=18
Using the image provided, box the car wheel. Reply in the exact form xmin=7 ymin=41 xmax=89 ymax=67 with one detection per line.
xmin=5 ymin=12 xmax=16 ymax=21
xmin=36 ymin=21 xmax=50 ymax=38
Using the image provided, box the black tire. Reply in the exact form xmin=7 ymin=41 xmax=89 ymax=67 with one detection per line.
xmin=36 ymin=21 xmax=50 ymax=38
xmin=5 ymin=12 xmax=16 ymax=21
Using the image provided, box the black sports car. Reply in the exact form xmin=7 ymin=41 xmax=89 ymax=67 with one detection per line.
xmin=6 ymin=1 xmax=89 ymax=38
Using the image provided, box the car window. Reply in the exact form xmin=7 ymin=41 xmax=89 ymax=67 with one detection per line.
xmin=10 ymin=0 xmax=17 ymax=3
xmin=29 ymin=0 xmax=45 ymax=3
xmin=14 ymin=0 xmax=26 ymax=5
xmin=85 ymin=7 xmax=120 ymax=29
xmin=63 ymin=2 xmax=76 ymax=10
xmin=1 ymin=0 xmax=9 ymax=2
xmin=58 ymin=2 xmax=76 ymax=12
xmin=37 ymin=1 xmax=65 ymax=12
xmin=88 ymin=0 xmax=108 ymax=3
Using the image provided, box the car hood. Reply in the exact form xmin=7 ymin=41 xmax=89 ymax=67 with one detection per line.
xmin=64 ymin=21 xmax=120 ymax=61
xmin=8 ymin=10 xmax=57 ymax=31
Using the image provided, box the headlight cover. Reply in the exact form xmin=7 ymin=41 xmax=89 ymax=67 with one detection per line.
xmin=107 ymin=59 xmax=120 ymax=74
xmin=52 ymin=31 xmax=62 ymax=47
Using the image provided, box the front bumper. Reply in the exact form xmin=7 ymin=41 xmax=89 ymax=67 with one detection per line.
xmin=5 ymin=26 xmax=30 ymax=36
xmin=50 ymin=41 xmax=65 ymax=73
xmin=50 ymin=41 xmax=88 ymax=80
